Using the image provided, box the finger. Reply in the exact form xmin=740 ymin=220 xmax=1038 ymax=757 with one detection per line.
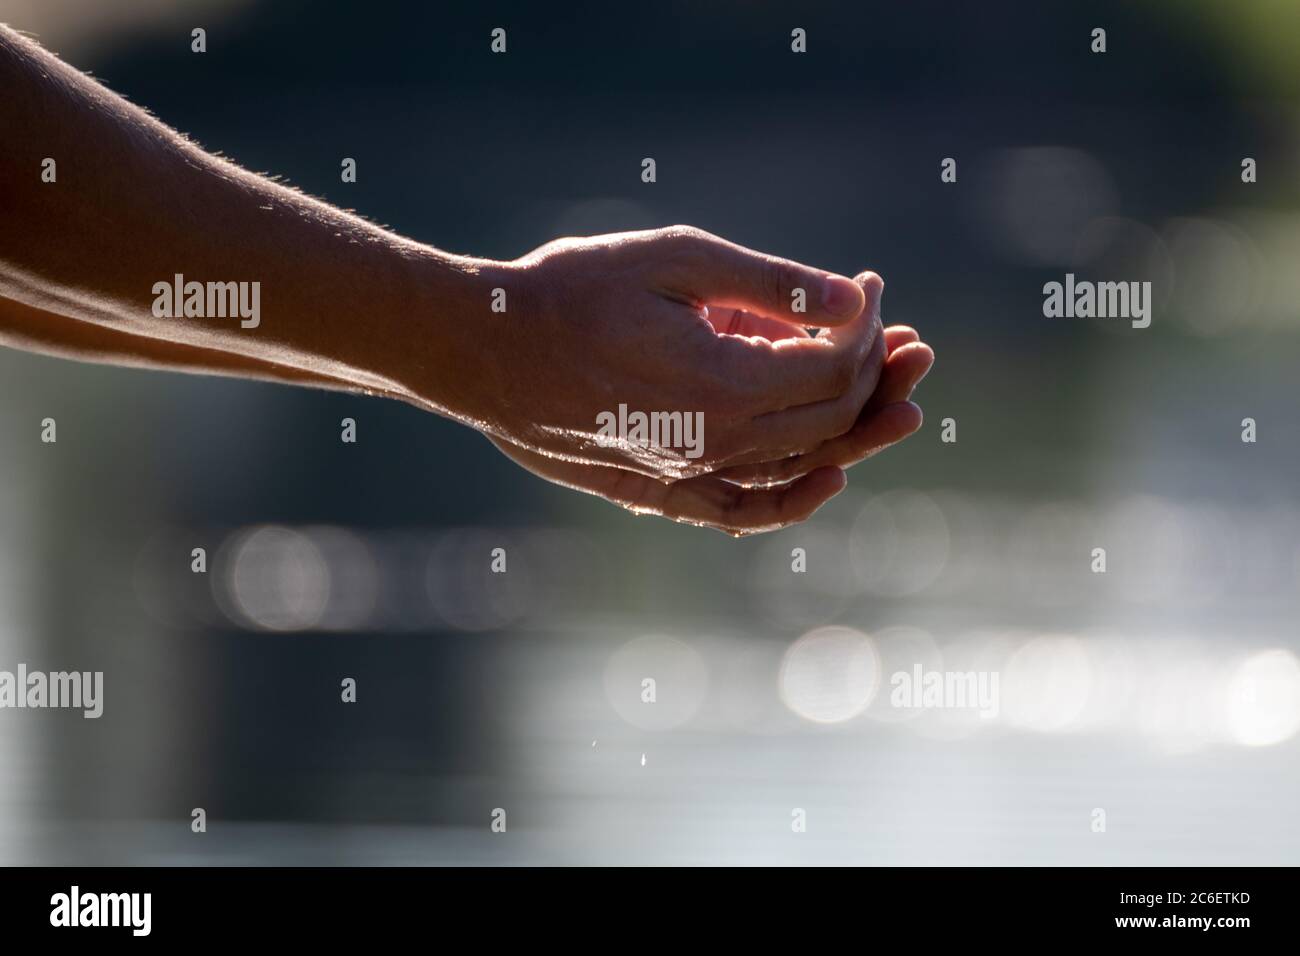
xmin=713 ymin=337 xmax=931 ymax=475
xmin=705 ymin=306 xmax=813 ymax=341
xmin=719 ymin=402 xmax=924 ymax=489
xmin=716 ymin=316 xmax=887 ymax=468
xmin=864 ymin=340 xmax=934 ymax=409
xmin=657 ymin=228 xmax=866 ymax=327
xmin=715 ymin=342 xmax=933 ymax=486
xmin=718 ymin=344 xmax=931 ymax=487
xmin=692 ymin=272 xmax=884 ymax=413
xmin=601 ymin=464 xmax=849 ymax=535
xmin=884 ymin=325 xmax=919 ymax=351
xmin=492 ymin=433 xmax=848 ymax=535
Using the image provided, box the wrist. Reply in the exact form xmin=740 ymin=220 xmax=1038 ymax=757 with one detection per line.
xmin=386 ymin=248 xmax=520 ymax=427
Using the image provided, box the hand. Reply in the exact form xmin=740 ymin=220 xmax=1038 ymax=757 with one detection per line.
xmin=487 ymin=433 xmax=850 ymax=537
xmin=486 ymin=274 xmax=934 ymax=535
xmin=714 ymin=325 xmax=934 ymax=488
xmin=426 ymin=227 xmax=885 ymax=482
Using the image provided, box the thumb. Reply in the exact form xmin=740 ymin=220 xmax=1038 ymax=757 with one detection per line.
xmin=816 ymin=270 xmax=885 ymax=349
xmin=659 ymin=229 xmax=867 ymax=327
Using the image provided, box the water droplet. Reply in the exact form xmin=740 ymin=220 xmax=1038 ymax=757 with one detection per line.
xmin=640 ymin=753 xmax=646 ymax=766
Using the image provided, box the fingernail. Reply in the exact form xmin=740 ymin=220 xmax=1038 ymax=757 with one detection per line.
xmin=821 ymin=275 xmax=864 ymax=317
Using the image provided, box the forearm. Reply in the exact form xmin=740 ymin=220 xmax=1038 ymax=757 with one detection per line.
xmin=0 ymin=295 xmax=385 ymax=397
xmin=0 ymin=26 xmax=491 ymax=411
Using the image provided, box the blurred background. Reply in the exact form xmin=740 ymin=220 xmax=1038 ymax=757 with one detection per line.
xmin=2 ymin=0 xmax=1299 ymax=864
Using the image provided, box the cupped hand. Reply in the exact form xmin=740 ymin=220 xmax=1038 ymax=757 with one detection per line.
xmin=714 ymin=326 xmax=934 ymax=487
xmin=485 ymin=272 xmax=934 ymax=535
xmin=441 ymin=227 xmax=886 ymax=481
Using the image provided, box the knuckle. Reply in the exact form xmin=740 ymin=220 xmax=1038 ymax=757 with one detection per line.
xmin=860 ymin=271 xmax=885 ymax=300
xmin=658 ymin=224 xmax=707 ymax=250
xmin=527 ymin=235 xmax=581 ymax=262
xmin=762 ymin=258 xmax=793 ymax=308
